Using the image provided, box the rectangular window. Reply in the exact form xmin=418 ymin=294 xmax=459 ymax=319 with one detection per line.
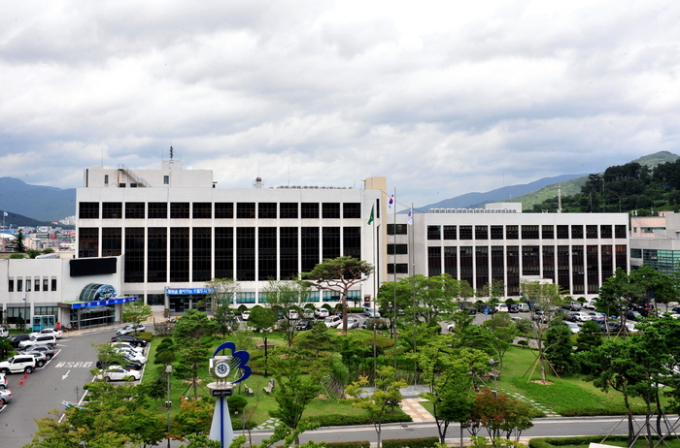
xmin=506 ymin=246 xmax=520 ymax=296
xmin=301 ymin=227 xmax=320 ymax=272
xmin=460 ymin=246 xmax=474 ymax=288
xmin=280 ymin=227 xmax=299 ymax=279
xmin=26 ymin=277 xmax=31 ymax=292
xmin=51 ymin=278 xmax=57 ymax=292
xmin=323 ymin=227 xmax=341 ymax=260
xmin=387 ymin=224 xmax=408 ymax=235
xmin=102 ymin=202 xmax=122 ymax=219
xmin=522 ymin=246 xmax=540 ymax=275
xmin=521 ymin=225 xmax=539 ymax=239
xmin=102 ymin=227 xmax=122 ymax=256
xmin=322 ymin=203 xmax=341 ymax=219
xmin=192 ymin=227 xmax=212 ymax=282
xmin=542 ymin=225 xmax=554 ymax=239
xmin=475 ymin=246 xmax=489 ymax=292
xmin=125 ymin=202 xmax=145 ymax=219
xmin=387 ymin=244 xmax=408 ymax=255
xmin=601 ymin=225 xmax=613 ymax=238
xmin=148 ymin=227 xmax=168 ymax=282
xmin=444 ymin=247 xmax=457 ymax=277
xmin=586 ymin=225 xmax=598 ymax=239
xmin=571 ymin=225 xmax=584 ymax=239
xmin=104 ymin=174 xmax=109 ymax=185
xmin=170 ymin=203 xmax=190 ymax=219
xmin=163 ymin=175 xmax=169 ymax=185
xmin=280 ymin=203 xmax=299 ymax=219
xmin=343 ymin=227 xmax=361 ymax=259
xmin=343 ymin=203 xmax=361 ymax=219
xmin=170 ymin=228 xmax=190 ymax=282
xmin=557 ymin=225 xmax=569 ymax=239
xmin=490 ymin=226 xmax=504 ymax=240
xmin=427 ymin=226 xmax=441 ymax=240
xmin=258 ymin=203 xmax=277 ymax=219
xmin=542 ymin=246 xmax=555 ymax=280
xmin=79 ymin=202 xmax=100 ymax=219
xmin=35 ymin=278 xmax=40 ymax=291
xmin=215 ymin=203 xmax=234 ymax=219
xmin=429 ymin=247 xmax=442 ymax=276
xmin=301 ymin=203 xmax=319 ymax=219
xmin=236 ymin=227 xmax=255 ymax=281
xmin=323 ymin=291 xmax=341 ymax=302
xmin=237 ymin=292 xmax=256 ymax=304
xmin=459 ymin=226 xmax=473 ymax=240
xmin=8 ymin=278 xmax=14 ymax=292
xmin=615 ymin=225 xmax=627 ymax=239
xmin=443 ymin=226 xmax=457 ymax=240
xmin=387 ymin=264 xmax=408 ymax=274
xmin=630 ymin=248 xmax=642 ymax=259
xmin=193 ymin=203 xmax=212 ymax=219
xmin=148 ymin=294 xmax=164 ymax=306
xmin=237 ymin=203 xmax=256 ymax=219
xmin=17 ymin=279 xmax=23 ymax=292
xmin=78 ymin=228 xmax=99 ymax=258
xmin=43 ymin=278 xmax=48 ymax=291
xmin=491 ymin=246 xmax=504 ymax=280
xmin=124 ymin=228 xmax=145 ymax=283
xmin=475 ymin=226 xmax=488 ymax=240
xmin=506 ymin=225 xmax=518 ymax=239
xmin=215 ymin=228 xmax=234 ymax=279
xmin=259 ymin=227 xmax=277 ymax=280
xmin=148 ymin=202 xmax=168 ymax=219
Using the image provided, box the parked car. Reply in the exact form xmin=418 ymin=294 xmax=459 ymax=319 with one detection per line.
xmin=364 ymin=308 xmax=381 ymax=318
xmin=346 ymin=318 xmax=361 ymax=330
xmin=459 ymin=302 xmax=477 ymax=314
xmin=19 ymin=334 xmax=57 ymax=350
xmin=508 ymin=304 xmax=520 ymax=313
xmin=16 ymin=350 xmax=47 ymax=367
xmin=0 ymin=354 xmax=38 ymax=374
xmin=493 ymin=304 xmax=509 ymax=313
xmin=111 ymin=342 xmax=144 ymax=354
xmin=9 ymin=334 xmax=30 ymax=348
xmin=116 ymin=324 xmax=146 ymax=336
xmin=95 ymin=366 xmax=141 ymax=382
xmin=625 ymin=310 xmax=643 ymax=321
xmin=295 ymin=319 xmax=314 ymax=331
xmin=288 ymin=309 xmax=300 ymax=320
xmin=241 ymin=310 xmax=250 ymax=320
xmin=0 ymin=327 xmax=8 ymax=338
xmin=0 ymin=373 xmax=7 ymax=389
xmin=29 ymin=345 xmax=56 ymax=360
xmin=97 ymin=359 xmax=143 ymax=371
xmin=515 ymin=303 xmax=531 ymax=312
xmin=563 ymin=301 xmax=582 ymax=311
xmin=565 ymin=322 xmax=581 ymax=334
xmin=110 ymin=335 xmax=148 ymax=347
xmin=30 ymin=328 xmax=62 ymax=339
xmin=0 ymin=388 xmax=12 ymax=405
xmin=314 ymin=308 xmax=330 ymax=318
xmin=114 ymin=348 xmax=147 ymax=364
xmin=583 ymin=301 xmax=597 ymax=310
xmin=323 ymin=316 xmax=342 ymax=328
xmin=302 ymin=309 xmax=315 ymax=319
xmin=569 ymin=312 xmax=592 ymax=322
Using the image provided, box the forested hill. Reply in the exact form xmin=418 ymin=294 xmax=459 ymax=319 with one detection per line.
xmin=528 ymin=159 xmax=680 ymax=215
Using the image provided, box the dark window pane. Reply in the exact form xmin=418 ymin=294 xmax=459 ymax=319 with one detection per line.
xmin=193 ymin=228 xmax=212 ymax=282
xmin=237 ymin=203 xmax=255 ymax=219
xmin=124 ymin=228 xmax=144 ymax=283
xmin=170 ymin=228 xmax=189 ymax=282
xmin=79 ymin=202 xmax=99 ymax=219
xmin=258 ymin=227 xmax=277 ymax=280
xmin=280 ymin=203 xmax=298 ymax=219
xmin=343 ymin=227 xmax=361 ymax=258
xmin=148 ymin=203 xmax=167 ymax=219
xmin=259 ymin=203 xmax=277 ymax=219
xmin=571 ymin=225 xmax=584 ymax=239
xmin=125 ymin=203 xmax=145 ymax=219
xmin=236 ymin=227 xmax=255 ymax=280
xmin=542 ymin=225 xmax=554 ymax=239
xmin=459 ymin=226 xmax=473 ymax=240
xmin=193 ymin=203 xmax=212 ymax=219
xmin=428 ymin=247 xmax=441 ymax=276
xmin=322 ymin=203 xmax=340 ymax=219
xmin=102 ymin=203 xmax=122 ymax=219
xmin=475 ymin=226 xmax=488 ymax=240
xmin=280 ymin=227 xmax=298 ymax=278
xmin=170 ymin=203 xmax=190 ymax=219
xmin=78 ymin=228 xmax=99 ymax=258
xmin=443 ymin=226 xmax=456 ymax=240
xmin=427 ymin=226 xmax=441 ymax=240
xmin=215 ymin=203 xmax=234 ymax=219
xmin=147 ymin=228 xmax=167 ymax=282
xmin=387 ymin=244 xmax=408 ymax=255
xmin=301 ymin=227 xmax=319 ymax=272
xmin=215 ymin=228 xmax=233 ymax=278
xmin=323 ymin=227 xmax=341 ymax=259
xmin=387 ymin=224 xmax=408 ymax=235
xmin=102 ymin=228 xmax=122 ymax=257
xmin=301 ymin=203 xmax=319 ymax=219
xmin=343 ymin=203 xmax=361 ymax=219
xmin=491 ymin=226 xmax=503 ymax=240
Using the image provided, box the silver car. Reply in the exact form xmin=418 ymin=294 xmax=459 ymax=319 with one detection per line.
xmin=0 ymin=388 xmax=12 ymax=405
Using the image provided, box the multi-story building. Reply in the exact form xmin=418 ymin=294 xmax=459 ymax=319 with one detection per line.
xmin=630 ymin=211 xmax=680 ymax=275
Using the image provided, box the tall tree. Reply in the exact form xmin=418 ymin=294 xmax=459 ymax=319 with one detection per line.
xmin=14 ymin=229 xmax=25 ymax=253
xmin=303 ymin=256 xmax=373 ymax=333
xmin=482 ymin=312 xmax=518 ymax=369
xmin=121 ymin=300 xmax=152 ymax=333
xmin=174 ymin=310 xmax=219 ymax=399
xmin=205 ymin=277 xmax=240 ymax=311
xmin=268 ymin=347 xmax=323 ymax=445
xmin=260 ymin=279 xmax=311 ymax=347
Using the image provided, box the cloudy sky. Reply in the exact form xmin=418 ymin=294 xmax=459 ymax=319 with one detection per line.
xmin=1 ymin=1 xmax=679 ymax=208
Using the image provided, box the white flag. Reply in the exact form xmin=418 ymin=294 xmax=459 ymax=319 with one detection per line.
xmin=407 ymin=207 xmax=413 ymax=225
xmin=3 ymin=211 xmax=7 ymax=217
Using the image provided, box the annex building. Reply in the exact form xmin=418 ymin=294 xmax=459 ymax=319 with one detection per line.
xmin=0 ymin=160 xmax=631 ymax=327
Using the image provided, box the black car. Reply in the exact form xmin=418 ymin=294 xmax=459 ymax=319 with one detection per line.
xmin=9 ymin=334 xmax=30 ymax=348
xmin=508 ymin=304 xmax=519 ymax=313
xmin=110 ymin=335 xmax=148 ymax=347
xmin=295 ymin=319 xmax=314 ymax=331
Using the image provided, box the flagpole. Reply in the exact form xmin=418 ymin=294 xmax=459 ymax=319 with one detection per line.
xmin=392 ymin=188 xmax=398 ymax=370
xmin=372 ymin=202 xmax=378 ymax=379
xmin=410 ymin=202 xmax=417 ymax=384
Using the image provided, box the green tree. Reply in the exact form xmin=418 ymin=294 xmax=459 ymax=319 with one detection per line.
xmin=14 ymin=229 xmax=25 ymax=253
xmin=296 ymin=321 xmax=335 ymax=358
xmin=25 ymin=249 xmax=41 ymax=259
xmin=482 ymin=313 xmax=518 ymax=369
xmin=576 ymin=320 xmax=603 ymax=353
xmin=268 ymin=347 xmax=323 ymax=445
xmin=121 ymin=300 xmax=152 ymax=333
xmin=260 ymin=279 xmax=311 ymax=347
xmin=303 ymin=256 xmax=374 ymax=333
xmin=346 ymin=366 xmax=406 ymax=448
xmin=544 ymin=323 xmax=574 ymax=374
xmin=92 ymin=343 xmax=126 ymax=373
xmin=174 ymin=310 xmax=219 ymax=399
xmin=205 ymin=278 xmax=240 ymax=311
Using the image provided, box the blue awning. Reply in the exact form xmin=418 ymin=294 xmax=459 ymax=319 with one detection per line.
xmin=70 ymin=296 xmax=138 ymax=309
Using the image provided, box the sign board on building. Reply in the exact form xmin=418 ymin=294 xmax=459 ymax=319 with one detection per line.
xmin=166 ymin=288 xmax=215 ymax=295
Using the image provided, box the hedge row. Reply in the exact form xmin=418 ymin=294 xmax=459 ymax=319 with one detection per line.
xmin=326 ymin=441 xmax=371 ymax=448
xmin=382 ymin=437 xmax=440 ymax=448
xmin=303 ymin=413 xmax=412 ymax=427
xmin=529 ymin=435 xmax=632 ymax=448
xmin=560 ymin=405 xmax=649 ymax=417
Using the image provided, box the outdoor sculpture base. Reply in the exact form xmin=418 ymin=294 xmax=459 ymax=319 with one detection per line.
xmin=208 ymin=382 xmax=235 ymax=448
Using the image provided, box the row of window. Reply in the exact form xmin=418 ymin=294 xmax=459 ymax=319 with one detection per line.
xmin=0 ymin=306 xmax=58 ymax=325
xmin=79 ymin=226 xmax=361 ymax=283
xmin=8 ymin=277 xmax=57 ymax=293
xmin=80 ymin=202 xmax=363 ymax=220
xmin=425 ymin=224 xmax=626 ymax=240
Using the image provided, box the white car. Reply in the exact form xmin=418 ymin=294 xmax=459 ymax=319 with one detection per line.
xmin=111 ymin=342 xmax=145 ymax=354
xmin=241 ymin=310 xmax=250 ymax=320
xmin=0 ymin=373 xmax=8 ymax=389
xmin=30 ymin=328 xmax=62 ymax=339
xmin=95 ymin=366 xmax=141 ymax=382
xmin=583 ymin=301 xmax=597 ymax=310
xmin=323 ymin=316 xmax=342 ymax=328
xmin=0 ymin=328 xmax=8 ymax=338
xmin=314 ymin=308 xmax=330 ymax=318
xmin=288 ymin=309 xmax=299 ymax=320
xmin=19 ymin=334 xmax=57 ymax=350
xmin=569 ymin=312 xmax=592 ymax=322
xmin=116 ymin=324 xmax=146 ymax=336
xmin=114 ymin=348 xmax=147 ymax=364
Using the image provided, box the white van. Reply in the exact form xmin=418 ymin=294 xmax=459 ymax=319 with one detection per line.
xmin=493 ymin=304 xmax=509 ymax=313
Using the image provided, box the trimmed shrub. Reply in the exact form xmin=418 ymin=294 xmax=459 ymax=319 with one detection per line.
xmin=560 ymin=405 xmax=648 ymax=417
xmin=303 ymin=412 xmax=412 ymax=427
xmin=227 ymin=395 xmax=248 ymax=413
xmin=326 ymin=442 xmax=370 ymax=448
xmin=134 ymin=331 xmax=153 ymax=342
xmin=383 ymin=437 xmax=439 ymax=448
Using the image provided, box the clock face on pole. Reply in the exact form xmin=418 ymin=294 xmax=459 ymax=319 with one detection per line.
xmin=215 ymin=360 xmax=231 ymax=379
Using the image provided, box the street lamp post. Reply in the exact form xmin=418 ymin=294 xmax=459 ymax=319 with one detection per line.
xmin=260 ymin=328 xmax=272 ymax=377
xmin=165 ymin=365 xmax=172 ymax=448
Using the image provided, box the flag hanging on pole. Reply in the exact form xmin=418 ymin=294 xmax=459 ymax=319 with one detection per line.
xmin=407 ymin=207 xmax=413 ymax=225
xmin=367 ymin=205 xmax=374 ymax=225
xmin=3 ymin=212 xmax=7 ymax=217
xmin=388 ymin=195 xmax=394 ymax=210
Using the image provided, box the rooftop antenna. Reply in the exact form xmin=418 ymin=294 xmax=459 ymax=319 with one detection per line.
xmin=170 ymin=146 xmax=174 ymax=161
xmin=101 ymin=146 xmax=104 ymax=167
